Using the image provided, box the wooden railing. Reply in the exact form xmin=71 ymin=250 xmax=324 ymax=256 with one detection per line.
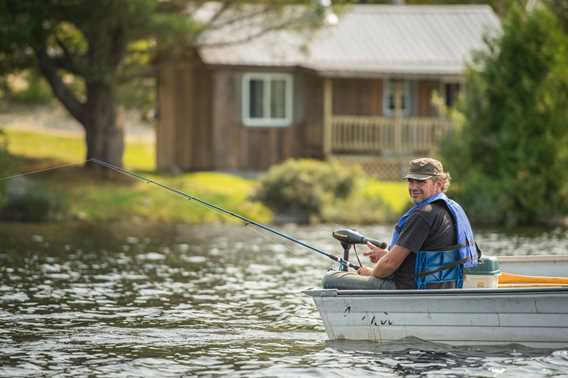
xmin=331 ymin=116 xmax=454 ymax=155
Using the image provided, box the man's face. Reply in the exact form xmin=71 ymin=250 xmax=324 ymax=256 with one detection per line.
xmin=407 ymin=178 xmax=442 ymax=203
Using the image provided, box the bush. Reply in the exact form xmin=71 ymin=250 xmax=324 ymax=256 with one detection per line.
xmin=255 ymin=159 xmax=374 ymax=222
xmin=0 ymin=178 xmax=68 ymax=222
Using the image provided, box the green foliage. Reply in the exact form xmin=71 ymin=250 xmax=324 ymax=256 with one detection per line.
xmin=1 ymin=127 xmax=268 ymax=224
xmin=0 ymin=179 xmax=68 ymax=222
xmin=1 ymin=125 xmax=410 ymax=225
xmin=254 ymin=159 xmax=402 ymax=224
xmin=440 ymin=4 xmax=568 ymax=226
xmin=7 ymin=70 xmax=53 ymax=105
xmin=322 ymin=179 xmax=409 ymax=224
xmin=255 ymin=159 xmax=363 ymax=222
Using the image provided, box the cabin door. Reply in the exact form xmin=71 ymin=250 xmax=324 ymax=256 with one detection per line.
xmin=383 ymin=79 xmax=411 ymax=117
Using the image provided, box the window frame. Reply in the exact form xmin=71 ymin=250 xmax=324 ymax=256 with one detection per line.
xmin=382 ymin=79 xmax=412 ymax=117
xmin=242 ymin=72 xmax=293 ymax=127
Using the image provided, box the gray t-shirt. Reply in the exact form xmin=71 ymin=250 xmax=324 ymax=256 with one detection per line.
xmin=393 ymin=201 xmax=456 ymax=289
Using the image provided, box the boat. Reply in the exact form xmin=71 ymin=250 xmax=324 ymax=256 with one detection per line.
xmin=304 ymin=255 xmax=568 ymax=347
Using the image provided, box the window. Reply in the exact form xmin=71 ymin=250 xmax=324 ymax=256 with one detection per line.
xmin=383 ymin=80 xmax=411 ymax=117
xmin=242 ymin=73 xmax=293 ymax=127
xmin=444 ymin=83 xmax=461 ymax=108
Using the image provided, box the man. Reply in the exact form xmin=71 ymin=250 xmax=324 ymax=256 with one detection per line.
xmin=323 ymin=157 xmax=478 ymax=290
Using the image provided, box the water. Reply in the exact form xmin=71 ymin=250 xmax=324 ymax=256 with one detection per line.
xmin=1 ymin=223 xmax=568 ymax=377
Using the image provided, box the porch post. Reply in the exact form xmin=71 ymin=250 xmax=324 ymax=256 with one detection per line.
xmin=323 ymin=78 xmax=332 ymax=158
xmin=394 ymin=80 xmax=402 ymax=154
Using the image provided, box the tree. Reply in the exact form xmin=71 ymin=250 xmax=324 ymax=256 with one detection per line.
xmin=356 ymin=0 xmax=518 ymax=18
xmin=0 ymin=0 xmax=336 ymax=167
xmin=440 ymin=3 xmax=568 ymax=226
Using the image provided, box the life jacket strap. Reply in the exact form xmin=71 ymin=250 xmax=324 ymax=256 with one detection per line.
xmin=419 ymin=243 xmax=464 ymax=253
xmin=416 ymin=257 xmax=468 ymax=277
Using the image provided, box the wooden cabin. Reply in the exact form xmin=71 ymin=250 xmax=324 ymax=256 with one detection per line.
xmin=156 ymin=5 xmax=500 ymax=179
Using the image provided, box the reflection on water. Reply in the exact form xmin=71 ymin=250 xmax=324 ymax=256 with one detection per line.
xmin=0 ymin=223 xmax=567 ymax=377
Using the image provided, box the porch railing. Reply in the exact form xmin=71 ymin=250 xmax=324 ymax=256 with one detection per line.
xmin=331 ymin=116 xmax=454 ymax=155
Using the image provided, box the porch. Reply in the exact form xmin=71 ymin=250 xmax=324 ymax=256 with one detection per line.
xmin=330 ymin=115 xmax=453 ymax=156
xmin=320 ymin=78 xmax=455 ymax=180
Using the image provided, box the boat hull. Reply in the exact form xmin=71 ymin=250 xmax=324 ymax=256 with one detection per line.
xmin=498 ymin=255 xmax=568 ymax=277
xmin=304 ymin=287 xmax=568 ymax=347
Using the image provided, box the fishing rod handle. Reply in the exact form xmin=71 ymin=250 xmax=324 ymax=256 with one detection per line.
xmin=367 ymin=239 xmax=387 ymax=249
xmin=349 ymin=263 xmax=360 ymax=270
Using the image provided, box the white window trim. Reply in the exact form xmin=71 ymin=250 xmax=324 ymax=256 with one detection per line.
xmin=383 ymin=80 xmax=412 ymax=117
xmin=242 ymin=73 xmax=293 ymax=127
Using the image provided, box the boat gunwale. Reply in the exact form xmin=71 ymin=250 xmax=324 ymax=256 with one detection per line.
xmin=303 ymin=286 xmax=568 ymax=297
xmin=498 ymin=255 xmax=568 ymax=262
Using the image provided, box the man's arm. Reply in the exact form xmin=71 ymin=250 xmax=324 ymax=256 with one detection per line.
xmin=358 ymin=244 xmax=411 ymax=278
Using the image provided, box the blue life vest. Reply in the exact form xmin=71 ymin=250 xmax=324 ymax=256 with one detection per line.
xmin=390 ymin=192 xmax=478 ymax=289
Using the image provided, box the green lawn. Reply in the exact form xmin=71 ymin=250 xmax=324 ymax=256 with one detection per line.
xmin=3 ymin=129 xmax=154 ymax=171
xmin=0 ymin=127 xmax=408 ymax=224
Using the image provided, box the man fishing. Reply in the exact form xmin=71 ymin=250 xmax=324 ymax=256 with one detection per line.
xmin=323 ymin=157 xmax=479 ymax=290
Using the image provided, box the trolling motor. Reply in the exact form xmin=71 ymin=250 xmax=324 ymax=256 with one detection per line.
xmin=332 ymin=229 xmax=387 ymax=272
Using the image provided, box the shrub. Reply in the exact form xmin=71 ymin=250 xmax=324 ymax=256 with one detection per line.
xmin=254 ymin=159 xmax=368 ymax=223
xmin=0 ymin=178 xmax=68 ymax=222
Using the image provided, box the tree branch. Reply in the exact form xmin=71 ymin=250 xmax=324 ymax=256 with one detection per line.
xmin=196 ymin=1 xmax=234 ymax=32
xmin=202 ymin=6 xmax=274 ymax=33
xmin=35 ymin=47 xmax=85 ymax=126
xmin=54 ymin=35 xmax=82 ymax=75
xmin=195 ymin=12 xmax=312 ymax=49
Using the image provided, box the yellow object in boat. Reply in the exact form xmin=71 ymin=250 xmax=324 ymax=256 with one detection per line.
xmin=499 ymin=272 xmax=568 ymax=285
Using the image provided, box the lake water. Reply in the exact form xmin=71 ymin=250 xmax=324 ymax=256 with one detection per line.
xmin=1 ymin=222 xmax=568 ymax=377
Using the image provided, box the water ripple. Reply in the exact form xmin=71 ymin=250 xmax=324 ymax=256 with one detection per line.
xmin=1 ymin=224 xmax=568 ymax=376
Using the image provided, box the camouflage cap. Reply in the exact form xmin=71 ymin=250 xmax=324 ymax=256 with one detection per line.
xmin=403 ymin=158 xmax=444 ymax=180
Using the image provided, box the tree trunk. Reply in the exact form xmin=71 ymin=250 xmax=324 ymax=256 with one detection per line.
xmin=84 ymin=82 xmax=124 ymax=168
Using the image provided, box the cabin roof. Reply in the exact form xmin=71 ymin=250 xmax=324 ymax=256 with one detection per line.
xmin=197 ymin=4 xmax=501 ymax=77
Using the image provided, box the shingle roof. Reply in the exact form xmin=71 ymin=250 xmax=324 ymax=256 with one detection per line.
xmin=197 ymin=5 xmax=501 ymax=77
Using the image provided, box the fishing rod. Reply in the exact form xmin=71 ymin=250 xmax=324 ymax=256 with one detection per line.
xmin=89 ymin=158 xmax=364 ymax=270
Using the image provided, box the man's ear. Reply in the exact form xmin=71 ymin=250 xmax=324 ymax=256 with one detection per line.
xmin=434 ymin=179 xmax=444 ymax=191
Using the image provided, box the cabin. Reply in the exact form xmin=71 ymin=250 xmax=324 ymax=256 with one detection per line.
xmin=156 ymin=5 xmax=500 ymax=179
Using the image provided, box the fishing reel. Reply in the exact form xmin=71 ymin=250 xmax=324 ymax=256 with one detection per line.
xmin=332 ymin=228 xmax=387 ymax=272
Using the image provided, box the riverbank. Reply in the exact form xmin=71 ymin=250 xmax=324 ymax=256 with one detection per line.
xmin=0 ymin=121 xmax=408 ymax=225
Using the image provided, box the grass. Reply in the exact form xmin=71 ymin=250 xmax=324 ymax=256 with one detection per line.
xmin=362 ymin=180 xmax=410 ymax=215
xmin=0 ymin=127 xmax=409 ymax=225
xmin=3 ymin=129 xmax=154 ymax=171
xmin=0 ymin=128 xmax=271 ymax=224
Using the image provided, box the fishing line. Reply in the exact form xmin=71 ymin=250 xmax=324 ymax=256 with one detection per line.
xmin=352 ymin=245 xmax=363 ymax=268
xmin=0 ymin=158 xmax=357 ymax=269
xmin=0 ymin=160 xmax=86 ymax=181
xmin=88 ymin=159 xmax=358 ymax=269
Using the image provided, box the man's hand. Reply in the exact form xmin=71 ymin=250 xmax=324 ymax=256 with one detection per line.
xmin=357 ymin=266 xmax=373 ymax=276
xmin=363 ymin=241 xmax=387 ymax=263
